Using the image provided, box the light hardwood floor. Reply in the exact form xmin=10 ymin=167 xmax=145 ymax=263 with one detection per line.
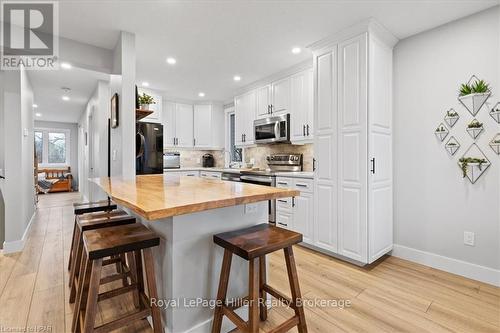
xmin=0 ymin=192 xmax=498 ymax=333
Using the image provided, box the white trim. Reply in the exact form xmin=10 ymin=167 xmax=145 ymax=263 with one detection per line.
xmin=35 ymin=127 xmax=71 ymax=167
xmin=392 ymin=244 xmax=500 ymax=287
xmin=2 ymin=211 xmax=35 ymax=254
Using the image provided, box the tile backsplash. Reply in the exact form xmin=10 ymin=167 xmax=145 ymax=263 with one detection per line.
xmin=244 ymin=143 xmax=314 ymax=171
xmin=165 ymin=143 xmax=313 ymax=171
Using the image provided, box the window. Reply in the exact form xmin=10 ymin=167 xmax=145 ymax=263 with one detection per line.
xmin=229 ymin=113 xmax=242 ymax=163
xmin=34 ymin=128 xmax=70 ymax=166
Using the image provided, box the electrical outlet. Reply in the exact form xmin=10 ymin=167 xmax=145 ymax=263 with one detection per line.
xmin=464 ymin=231 xmax=475 ymax=246
xmin=112 ymin=149 xmax=117 ymax=161
xmin=245 ymin=203 xmax=259 ymax=214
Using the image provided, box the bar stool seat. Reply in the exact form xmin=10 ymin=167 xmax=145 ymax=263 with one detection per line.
xmin=212 ymin=224 xmax=308 ymax=333
xmin=68 ymin=210 xmax=136 ymax=303
xmin=72 ymin=223 xmax=163 ymax=333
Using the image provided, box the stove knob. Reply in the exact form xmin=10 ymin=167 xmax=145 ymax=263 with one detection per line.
xmin=266 ymin=156 xmax=270 ymax=161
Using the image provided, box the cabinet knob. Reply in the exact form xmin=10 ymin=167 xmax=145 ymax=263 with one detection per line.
xmin=303 ymin=125 xmax=306 ymax=136
xmin=313 ymin=158 xmax=316 ymax=171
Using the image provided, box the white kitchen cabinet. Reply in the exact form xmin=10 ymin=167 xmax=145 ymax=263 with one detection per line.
xmin=193 ymin=104 xmax=224 ymax=149
xmin=275 ymin=177 xmax=314 ymax=245
xmin=138 ymin=89 xmax=162 ymax=124
xmin=200 ymin=171 xmax=222 ymax=180
xmin=271 ymin=77 xmax=290 ymax=114
xmin=175 ymin=103 xmax=194 ymax=148
xmin=163 ymin=101 xmax=176 ymax=148
xmin=311 ymin=21 xmax=396 ymax=264
xmin=255 ymin=85 xmax=271 ymax=118
xmin=290 ymin=69 xmax=314 ymax=143
xmin=234 ymin=90 xmax=256 ymax=146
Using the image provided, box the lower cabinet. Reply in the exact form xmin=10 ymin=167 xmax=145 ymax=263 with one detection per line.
xmin=276 ymin=177 xmax=314 ymax=245
xmin=199 ymin=171 xmax=222 ymax=180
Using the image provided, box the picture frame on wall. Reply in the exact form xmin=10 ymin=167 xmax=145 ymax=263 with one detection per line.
xmin=111 ymin=93 xmax=119 ymax=128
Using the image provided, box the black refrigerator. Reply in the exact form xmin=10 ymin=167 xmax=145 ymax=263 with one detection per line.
xmin=136 ymin=122 xmax=163 ymax=174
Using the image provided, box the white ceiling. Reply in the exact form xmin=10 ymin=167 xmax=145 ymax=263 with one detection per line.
xmin=53 ymin=0 xmax=498 ymax=102
xmin=29 ymin=68 xmax=109 ymax=123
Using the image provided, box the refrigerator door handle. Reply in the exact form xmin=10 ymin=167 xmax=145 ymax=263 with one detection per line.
xmin=136 ymin=132 xmax=145 ymax=159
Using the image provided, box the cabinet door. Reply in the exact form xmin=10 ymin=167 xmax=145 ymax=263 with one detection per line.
xmin=193 ymin=104 xmax=212 ymax=148
xmin=338 ymin=33 xmax=368 ymax=263
xmin=293 ymin=192 xmax=313 ymax=244
xmin=290 ymin=71 xmax=308 ymax=142
xmin=175 ymin=103 xmax=194 ymax=148
xmin=255 ymin=85 xmax=271 ymax=118
xmin=163 ymin=101 xmax=176 ymax=148
xmin=276 ymin=211 xmax=292 ymax=230
xmin=305 ymin=69 xmax=314 ymax=137
xmin=243 ymin=90 xmax=256 ymax=144
xmin=234 ymin=95 xmax=245 ymax=146
xmin=314 ymin=49 xmax=338 ymax=253
xmin=271 ymin=77 xmax=290 ymax=114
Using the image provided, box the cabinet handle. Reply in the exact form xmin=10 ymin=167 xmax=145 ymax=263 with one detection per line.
xmin=303 ymin=125 xmax=306 ymax=136
xmin=296 ymin=184 xmax=308 ymax=188
xmin=173 ymin=138 xmax=176 ymax=145
xmin=270 ymin=104 xmax=273 ymax=113
xmin=292 ymin=197 xmax=295 ymax=207
xmin=268 ymin=105 xmax=270 ymax=114
xmin=176 ymin=138 xmax=179 ymax=146
xmin=243 ymin=134 xmax=246 ymax=142
xmin=277 ymin=182 xmax=288 ymax=185
xmin=306 ymin=124 xmax=310 ymax=136
xmin=277 ymin=199 xmax=287 ymax=203
xmin=277 ymin=222 xmax=287 ymax=227
xmin=241 ymin=134 xmax=244 ymax=142
xmin=313 ymin=158 xmax=316 ymax=171
xmin=193 ymin=138 xmax=196 ymax=146
xmin=0 ymin=175 xmax=4 ymax=179
xmin=370 ymin=158 xmax=376 ymax=174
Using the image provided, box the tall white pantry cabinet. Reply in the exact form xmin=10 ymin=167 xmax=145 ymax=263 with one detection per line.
xmin=310 ymin=21 xmax=397 ymax=264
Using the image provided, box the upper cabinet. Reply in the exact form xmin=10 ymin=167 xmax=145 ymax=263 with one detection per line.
xmin=255 ymin=85 xmax=271 ymax=118
xmin=138 ymin=89 xmax=162 ymax=124
xmin=174 ymin=103 xmax=194 ymax=148
xmin=271 ymin=77 xmax=290 ymax=115
xmin=235 ymin=90 xmax=256 ymax=146
xmin=193 ymin=104 xmax=224 ymax=149
xmin=290 ymin=69 xmax=314 ymax=143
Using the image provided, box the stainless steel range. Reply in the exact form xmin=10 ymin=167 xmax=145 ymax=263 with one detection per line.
xmin=240 ymin=153 xmax=303 ymax=223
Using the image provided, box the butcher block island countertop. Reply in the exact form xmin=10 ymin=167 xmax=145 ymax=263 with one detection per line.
xmin=92 ymin=174 xmax=299 ymax=220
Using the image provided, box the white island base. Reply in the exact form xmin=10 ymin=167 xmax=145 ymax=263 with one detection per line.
xmin=132 ymin=201 xmax=268 ymax=333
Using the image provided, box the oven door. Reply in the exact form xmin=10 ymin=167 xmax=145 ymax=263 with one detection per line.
xmin=240 ymin=175 xmax=276 ymax=223
xmin=254 ymin=114 xmax=290 ymax=144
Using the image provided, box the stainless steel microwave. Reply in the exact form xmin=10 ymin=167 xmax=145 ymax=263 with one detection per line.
xmin=254 ymin=114 xmax=290 ymax=144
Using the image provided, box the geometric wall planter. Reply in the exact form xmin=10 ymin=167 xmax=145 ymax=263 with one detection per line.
xmin=490 ymin=102 xmax=500 ymax=124
xmin=458 ymin=76 xmax=491 ymax=116
xmin=444 ymin=108 xmax=459 ymax=127
xmin=445 ymin=136 xmax=460 ymax=156
xmin=458 ymin=143 xmax=491 ymax=184
xmin=434 ymin=123 xmax=449 ymax=142
xmin=466 ymin=119 xmax=484 ymax=140
xmin=490 ymin=133 xmax=500 ymax=155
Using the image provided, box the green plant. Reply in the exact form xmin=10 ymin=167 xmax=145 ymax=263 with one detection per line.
xmin=447 ymin=142 xmax=457 ymax=146
xmin=138 ymin=93 xmax=156 ymax=105
xmin=458 ymin=157 xmax=487 ymax=177
xmin=491 ymin=107 xmax=500 ymax=113
xmin=459 ymin=79 xmax=490 ymax=96
xmin=435 ymin=125 xmax=446 ymax=132
xmin=467 ymin=119 xmax=483 ymax=128
xmin=446 ymin=110 xmax=458 ymax=117
xmin=493 ymin=139 xmax=500 ymax=144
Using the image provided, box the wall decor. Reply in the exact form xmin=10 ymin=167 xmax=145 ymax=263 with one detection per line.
xmin=444 ymin=136 xmax=460 ymax=156
xmin=490 ymin=102 xmax=500 ymax=123
xmin=458 ymin=143 xmax=490 ymax=184
xmin=434 ymin=123 xmax=449 ymax=142
xmin=466 ymin=119 xmax=484 ymax=140
xmin=458 ymin=75 xmax=491 ymax=116
xmin=444 ymin=108 xmax=459 ymax=127
xmin=490 ymin=134 xmax=500 ymax=155
xmin=111 ymin=93 xmax=119 ymax=128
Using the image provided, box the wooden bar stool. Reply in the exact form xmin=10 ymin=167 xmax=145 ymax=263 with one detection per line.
xmin=69 ymin=200 xmax=117 ymax=270
xmin=72 ymin=223 xmax=163 ymax=333
xmin=212 ymin=224 xmax=307 ymax=333
xmin=69 ymin=210 xmax=136 ymax=303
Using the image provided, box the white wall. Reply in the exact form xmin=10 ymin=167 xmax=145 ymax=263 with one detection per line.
xmin=393 ymin=7 xmax=500 ymax=278
xmin=34 ymin=121 xmax=79 ymax=188
xmin=2 ymin=67 xmax=36 ymax=252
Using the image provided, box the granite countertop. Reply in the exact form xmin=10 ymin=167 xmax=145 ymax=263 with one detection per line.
xmin=92 ymin=174 xmax=299 ymax=220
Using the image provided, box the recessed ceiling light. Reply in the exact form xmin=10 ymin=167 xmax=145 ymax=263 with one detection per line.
xmin=198 ymin=92 xmax=205 ymax=97
xmin=32 ymin=104 xmax=38 ymax=108
xmin=291 ymin=47 xmax=302 ymax=54
xmin=62 ymin=96 xmax=70 ymax=101
xmin=233 ymin=75 xmax=241 ymax=82
xmin=142 ymin=81 xmax=149 ymax=87
xmin=61 ymin=62 xmax=72 ymax=69
xmin=166 ymin=57 xmax=176 ymax=65
xmin=35 ymin=113 xmax=42 ymax=117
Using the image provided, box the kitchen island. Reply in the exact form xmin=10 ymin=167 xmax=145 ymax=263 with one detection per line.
xmin=92 ymin=174 xmax=299 ymax=333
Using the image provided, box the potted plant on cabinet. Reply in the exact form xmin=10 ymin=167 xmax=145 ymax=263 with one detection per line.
xmin=434 ymin=123 xmax=449 ymax=141
xmin=490 ymin=134 xmax=500 ymax=155
xmin=490 ymin=102 xmax=500 ymax=124
xmin=138 ymin=93 xmax=156 ymax=110
xmin=444 ymin=109 xmax=459 ymax=127
xmin=466 ymin=119 xmax=484 ymax=139
xmin=458 ymin=76 xmax=491 ymax=116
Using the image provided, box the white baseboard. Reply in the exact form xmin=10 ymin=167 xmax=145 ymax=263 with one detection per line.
xmin=2 ymin=212 xmax=35 ymax=254
xmin=392 ymin=244 xmax=500 ymax=287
